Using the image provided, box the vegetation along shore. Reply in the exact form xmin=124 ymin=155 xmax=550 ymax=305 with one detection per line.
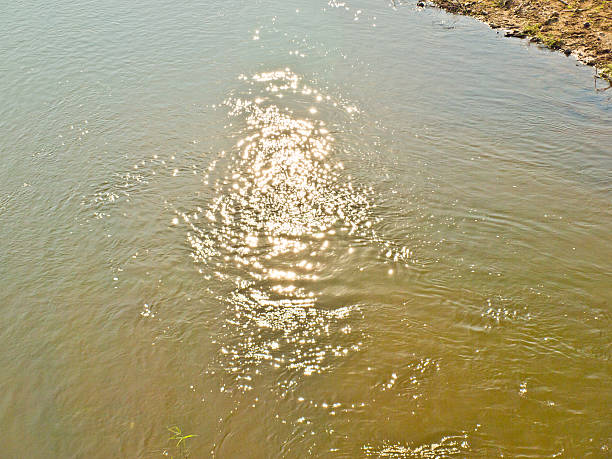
xmin=428 ymin=0 xmax=612 ymax=81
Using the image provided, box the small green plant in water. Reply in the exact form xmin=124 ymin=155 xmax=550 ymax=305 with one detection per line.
xmin=165 ymin=425 xmax=198 ymax=459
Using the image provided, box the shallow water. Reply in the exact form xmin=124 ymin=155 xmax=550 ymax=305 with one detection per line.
xmin=1 ymin=0 xmax=611 ymax=457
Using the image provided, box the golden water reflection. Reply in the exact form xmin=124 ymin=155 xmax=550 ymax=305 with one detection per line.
xmin=185 ymin=70 xmax=383 ymax=382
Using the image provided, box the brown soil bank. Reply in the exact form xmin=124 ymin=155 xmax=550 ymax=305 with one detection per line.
xmin=429 ymin=0 xmax=612 ymax=80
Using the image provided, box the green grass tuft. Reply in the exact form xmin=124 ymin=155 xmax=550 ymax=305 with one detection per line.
xmin=523 ymin=23 xmax=541 ymax=36
xmin=540 ymin=34 xmax=564 ymax=49
xmin=165 ymin=426 xmax=198 ymax=459
xmin=522 ymin=23 xmax=563 ymax=50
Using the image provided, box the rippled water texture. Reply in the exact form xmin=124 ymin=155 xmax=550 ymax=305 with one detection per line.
xmin=1 ymin=0 xmax=611 ymax=457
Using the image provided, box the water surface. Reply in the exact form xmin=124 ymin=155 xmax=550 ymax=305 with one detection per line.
xmin=1 ymin=0 xmax=611 ymax=457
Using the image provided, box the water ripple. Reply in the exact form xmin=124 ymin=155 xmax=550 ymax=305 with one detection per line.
xmin=188 ymin=69 xmax=379 ymax=385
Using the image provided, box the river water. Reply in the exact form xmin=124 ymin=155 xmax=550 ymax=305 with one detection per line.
xmin=1 ymin=0 xmax=611 ymax=457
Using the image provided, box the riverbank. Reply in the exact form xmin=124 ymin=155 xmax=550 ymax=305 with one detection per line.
xmin=429 ymin=0 xmax=612 ymax=81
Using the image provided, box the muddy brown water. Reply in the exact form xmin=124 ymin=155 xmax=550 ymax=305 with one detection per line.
xmin=1 ymin=0 xmax=611 ymax=457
